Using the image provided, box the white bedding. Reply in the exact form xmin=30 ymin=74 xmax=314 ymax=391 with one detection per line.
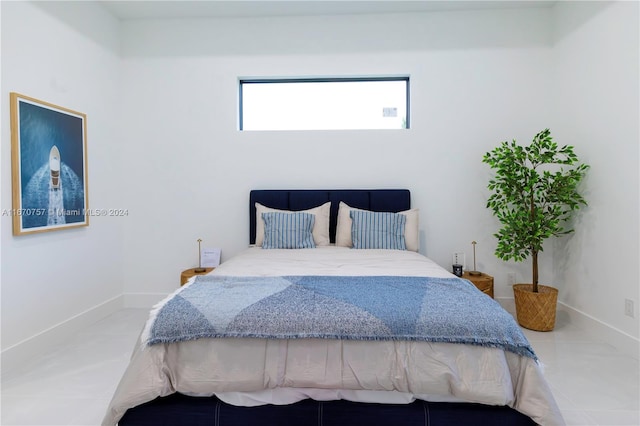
xmin=103 ymin=247 xmax=564 ymax=426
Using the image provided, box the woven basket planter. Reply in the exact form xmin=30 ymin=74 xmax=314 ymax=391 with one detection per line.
xmin=513 ymin=284 xmax=558 ymax=331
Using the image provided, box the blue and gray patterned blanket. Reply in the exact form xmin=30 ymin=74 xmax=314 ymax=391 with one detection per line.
xmin=145 ymin=275 xmax=536 ymax=360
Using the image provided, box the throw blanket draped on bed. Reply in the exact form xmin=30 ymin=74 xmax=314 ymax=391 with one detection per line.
xmin=143 ymin=275 xmax=536 ymax=360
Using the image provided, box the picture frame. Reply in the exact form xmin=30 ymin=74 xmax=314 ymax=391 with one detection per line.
xmin=10 ymin=93 xmax=89 ymax=235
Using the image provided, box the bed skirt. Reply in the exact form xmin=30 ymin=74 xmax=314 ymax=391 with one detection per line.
xmin=119 ymin=394 xmax=537 ymax=426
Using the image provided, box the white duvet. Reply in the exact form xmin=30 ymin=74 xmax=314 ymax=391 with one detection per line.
xmin=103 ymin=247 xmax=564 ymax=426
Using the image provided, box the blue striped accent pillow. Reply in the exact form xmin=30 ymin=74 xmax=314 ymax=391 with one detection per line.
xmin=262 ymin=212 xmax=316 ymax=249
xmin=350 ymin=210 xmax=407 ymax=250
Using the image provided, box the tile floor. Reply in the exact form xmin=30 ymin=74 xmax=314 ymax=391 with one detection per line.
xmin=1 ymin=307 xmax=638 ymax=425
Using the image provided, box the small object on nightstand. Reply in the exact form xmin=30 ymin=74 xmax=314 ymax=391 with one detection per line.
xmin=452 ymin=264 xmax=463 ymax=277
xmin=452 ymin=252 xmax=465 ymax=277
xmin=462 ymin=271 xmax=494 ymax=298
xmin=181 ymin=267 xmax=214 ymax=286
xmin=194 ymin=238 xmax=205 ymax=273
xmin=468 ymin=241 xmax=482 ymax=276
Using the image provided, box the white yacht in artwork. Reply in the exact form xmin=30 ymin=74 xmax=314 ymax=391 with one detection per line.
xmin=49 ymin=145 xmax=60 ymax=189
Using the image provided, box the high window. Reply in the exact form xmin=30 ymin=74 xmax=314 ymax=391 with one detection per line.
xmin=239 ymin=77 xmax=410 ymax=131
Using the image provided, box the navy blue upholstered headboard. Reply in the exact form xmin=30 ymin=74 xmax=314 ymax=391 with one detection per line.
xmin=249 ymin=189 xmax=411 ymax=244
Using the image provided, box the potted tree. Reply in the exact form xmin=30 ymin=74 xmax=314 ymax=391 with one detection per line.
xmin=483 ymin=129 xmax=589 ymax=331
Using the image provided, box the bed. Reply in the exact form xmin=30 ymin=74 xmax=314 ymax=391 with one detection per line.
xmin=103 ymin=189 xmax=564 ymax=426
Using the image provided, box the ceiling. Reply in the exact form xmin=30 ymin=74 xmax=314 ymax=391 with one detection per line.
xmin=99 ymin=1 xmax=556 ymax=20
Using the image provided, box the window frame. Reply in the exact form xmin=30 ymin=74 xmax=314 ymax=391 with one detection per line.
xmin=238 ymin=76 xmax=410 ymax=131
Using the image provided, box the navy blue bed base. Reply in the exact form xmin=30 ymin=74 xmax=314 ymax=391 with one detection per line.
xmin=120 ymin=393 xmax=536 ymax=426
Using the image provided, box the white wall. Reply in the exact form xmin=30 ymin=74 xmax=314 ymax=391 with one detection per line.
xmin=0 ymin=2 xmax=123 ymax=356
xmin=118 ymin=8 xmax=554 ymax=297
xmin=551 ymin=1 xmax=639 ymax=340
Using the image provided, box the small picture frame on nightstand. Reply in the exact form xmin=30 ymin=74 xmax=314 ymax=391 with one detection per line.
xmin=201 ymin=247 xmax=221 ymax=267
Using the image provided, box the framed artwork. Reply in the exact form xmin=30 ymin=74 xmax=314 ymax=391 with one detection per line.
xmin=10 ymin=93 xmax=89 ymax=235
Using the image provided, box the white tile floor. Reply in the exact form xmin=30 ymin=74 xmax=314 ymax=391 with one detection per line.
xmin=1 ymin=308 xmax=638 ymax=426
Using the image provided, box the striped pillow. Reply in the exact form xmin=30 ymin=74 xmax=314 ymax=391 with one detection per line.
xmin=350 ymin=210 xmax=407 ymax=250
xmin=262 ymin=212 xmax=316 ymax=249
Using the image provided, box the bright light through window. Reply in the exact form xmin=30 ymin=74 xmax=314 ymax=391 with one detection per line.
xmin=239 ymin=77 xmax=409 ymax=131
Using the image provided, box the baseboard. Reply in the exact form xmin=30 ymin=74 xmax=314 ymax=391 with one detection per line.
xmin=1 ymin=292 xmax=170 ymax=377
xmin=557 ymin=302 xmax=639 ymax=359
xmin=123 ymin=292 xmax=169 ymax=309
xmin=497 ymin=296 xmax=639 ymax=359
xmin=1 ymin=294 xmax=124 ymax=378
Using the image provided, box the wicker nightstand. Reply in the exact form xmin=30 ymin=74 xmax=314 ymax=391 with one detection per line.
xmin=462 ymin=271 xmax=494 ymax=298
xmin=180 ymin=267 xmax=214 ymax=286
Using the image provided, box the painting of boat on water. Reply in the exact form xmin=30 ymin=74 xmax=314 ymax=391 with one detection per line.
xmin=10 ymin=93 xmax=88 ymax=235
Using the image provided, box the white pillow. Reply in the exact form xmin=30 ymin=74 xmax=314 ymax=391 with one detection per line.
xmin=255 ymin=201 xmax=331 ymax=247
xmin=336 ymin=201 xmax=419 ymax=252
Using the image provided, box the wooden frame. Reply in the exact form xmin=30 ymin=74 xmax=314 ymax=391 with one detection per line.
xmin=10 ymin=93 xmax=89 ymax=235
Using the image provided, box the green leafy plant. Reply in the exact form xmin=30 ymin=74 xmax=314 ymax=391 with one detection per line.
xmin=483 ymin=129 xmax=589 ymax=293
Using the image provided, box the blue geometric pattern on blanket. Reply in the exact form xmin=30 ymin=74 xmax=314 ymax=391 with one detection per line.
xmin=288 ymin=275 xmax=428 ymax=335
xmin=178 ymin=276 xmax=292 ymax=330
xmin=146 ymin=275 xmax=536 ymax=360
xmin=227 ymin=284 xmax=391 ymax=337
xmin=417 ymin=278 xmax=523 ymax=348
xmin=151 ymin=295 xmax=214 ymax=341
